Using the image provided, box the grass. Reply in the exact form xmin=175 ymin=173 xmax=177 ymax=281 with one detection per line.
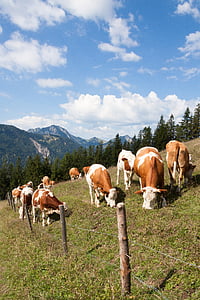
xmin=0 ymin=138 xmax=200 ymax=299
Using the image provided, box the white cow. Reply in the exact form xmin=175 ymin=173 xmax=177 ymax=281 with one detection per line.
xmin=116 ymin=149 xmax=135 ymax=190
xmin=86 ymin=164 xmax=118 ymax=207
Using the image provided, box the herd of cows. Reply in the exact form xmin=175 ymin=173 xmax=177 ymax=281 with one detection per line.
xmin=11 ymin=140 xmax=196 ymax=226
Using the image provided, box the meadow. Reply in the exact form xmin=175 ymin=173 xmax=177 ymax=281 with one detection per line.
xmin=0 ymin=139 xmax=200 ymax=300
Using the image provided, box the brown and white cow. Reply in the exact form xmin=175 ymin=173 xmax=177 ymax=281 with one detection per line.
xmin=82 ymin=166 xmax=90 ymax=176
xmin=134 ymin=147 xmax=167 ymax=209
xmin=42 ymin=176 xmax=51 ymax=188
xmin=32 ymin=188 xmax=68 ymax=226
xmin=116 ymin=149 xmax=135 ymax=190
xmin=86 ymin=164 xmax=119 ymax=207
xmin=166 ymin=140 xmax=196 ymax=191
xmin=69 ymin=167 xmax=82 ymax=180
xmin=19 ymin=181 xmax=34 ymax=219
xmin=12 ymin=185 xmax=26 ymax=207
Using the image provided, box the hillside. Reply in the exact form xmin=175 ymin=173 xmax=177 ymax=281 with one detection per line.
xmin=0 ymin=139 xmax=199 ymax=299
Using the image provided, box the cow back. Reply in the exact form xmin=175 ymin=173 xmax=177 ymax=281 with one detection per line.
xmin=134 ymin=147 xmax=164 ymax=188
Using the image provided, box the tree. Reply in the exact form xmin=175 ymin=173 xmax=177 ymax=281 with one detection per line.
xmin=140 ymin=126 xmax=153 ymax=147
xmin=153 ymin=115 xmax=168 ymax=150
xmin=178 ymin=107 xmax=193 ymax=141
xmin=166 ymin=114 xmax=176 ymax=141
xmin=192 ymin=103 xmax=200 ymax=138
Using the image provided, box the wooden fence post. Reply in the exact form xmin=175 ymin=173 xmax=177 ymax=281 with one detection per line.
xmin=116 ymin=202 xmax=131 ymax=295
xmin=59 ymin=205 xmax=68 ymax=255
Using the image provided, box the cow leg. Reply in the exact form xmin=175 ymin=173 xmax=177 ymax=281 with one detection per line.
xmin=94 ymin=189 xmax=100 ymax=207
xmin=32 ymin=206 xmax=36 ymax=223
xmin=42 ymin=211 xmax=46 ymax=226
xmin=116 ymin=167 xmax=120 ymax=185
xmin=124 ymin=171 xmax=129 ymax=190
xmin=89 ymin=185 xmax=94 ymax=205
xmin=129 ymin=171 xmax=134 ymax=188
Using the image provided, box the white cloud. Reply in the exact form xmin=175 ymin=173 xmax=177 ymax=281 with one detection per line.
xmin=0 ymin=32 xmax=67 ymax=73
xmin=0 ymin=0 xmax=65 ymax=31
xmin=178 ymin=31 xmax=200 ymax=58
xmin=50 ymin=0 xmax=118 ymax=22
xmin=36 ymin=78 xmax=72 ymax=88
xmin=60 ymin=91 xmax=198 ymax=127
xmin=175 ymin=1 xmax=200 ymax=20
xmin=108 ymin=17 xmax=138 ymax=47
xmin=98 ymin=42 xmax=141 ymax=62
xmin=6 ymin=91 xmax=199 ymax=139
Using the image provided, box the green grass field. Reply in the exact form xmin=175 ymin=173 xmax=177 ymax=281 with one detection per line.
xmin=0 ymin=139 xmax=200 ymax=299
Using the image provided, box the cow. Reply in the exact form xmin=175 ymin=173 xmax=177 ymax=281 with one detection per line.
xmin=86 ymin=164 xmax=119 ymax=207
xmin=134 ymin=147 xmax=167 ymax=209
xmin=116 ymin=149 xmax=135 ymax=190
xmin=166 ymin=140 xmax=196 ymax=191
xmin=42 ymin=176 xmax=51 ymax=188
xmin=19 ymin=181 xmax=34 ymax=219
xmin=82 ymin=166 xmax=90 ymax=176
xmin=32 ymin=188 xmax=68 ymax=226
xmin=69 ymin=167 xmax=82 ymax=180
xmin=12 ymin=185 xmax=26 ymax=207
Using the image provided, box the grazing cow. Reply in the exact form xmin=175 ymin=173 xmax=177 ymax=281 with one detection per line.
xmin=86 ymin=164 xmax=119 ymax=207
xmin=134 ymin=147 xmax=167 ymax=209
xmin=42 ymin=176 xmax=51 ymax=188
xmin=32 ymin=188 xmax=68 ymax=226
xmin=69 ymin=167 xmax=81 ymax=180
xmin=82 ymin=166 xmax=90 ymax=176
xmin=19 ymin=181 xmax=34 ymax=219
xmin=12 ymin=185 xmax=26 ymax=207
xmin=166 ymin=140 xmax=196 ymax=191
xmin=116 ymin=149 xmax=135 ymax=190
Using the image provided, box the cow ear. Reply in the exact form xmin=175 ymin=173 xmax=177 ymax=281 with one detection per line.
xmin=158 ymin=189 xmax=168 ymax=193
xmin=134 ymin=190 xmax=143 ymax=194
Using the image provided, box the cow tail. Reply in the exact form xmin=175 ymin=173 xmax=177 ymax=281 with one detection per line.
xmin=172 ymin=161 xmax=177 ymax=181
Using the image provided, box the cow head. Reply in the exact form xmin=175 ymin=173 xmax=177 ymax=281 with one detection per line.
xmin=185 ymin=163 xmax=196 ymax=180
xmin=135 ymin=187 xmax=167 ymax=209
xmin=105 ymin=188 xmax=118 ymax=207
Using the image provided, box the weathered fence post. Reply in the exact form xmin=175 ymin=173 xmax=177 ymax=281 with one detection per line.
xmin=116 ymin=202 xmax=131 ymax=295
xmin=24 ymin=203 xmax=33 ymax=232
xmin=59 ymin=205 xmax=68 ymax=255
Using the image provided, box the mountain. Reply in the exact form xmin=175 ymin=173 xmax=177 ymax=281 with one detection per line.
xmin=28 ymin=125 xmax=105 ymax=146
xmin=0 ymin=124 xmax=132 ymax=166
xmin=0 ymin=124 xmax=83 ymax=165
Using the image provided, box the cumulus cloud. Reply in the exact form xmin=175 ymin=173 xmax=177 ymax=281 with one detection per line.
xmin=60 ymin=91 xmax=198 ymax=128
xmin=0 ymin=0 xmax=65 ymax=31
xmin=98 ymin=42 xmax=141 ymax=62
xmin=49 ymin=0 xmax=117 ymax=22
xmin=6 ymin=91 xmax=199 ymax=139
xmin=175 ymin=1 xmax=200 ymax=20
xmin=108 ymin=17 xmax=138 ymax=47
xmin=36 ymin=78 xmax=72 ymax=88
xmin=0 ymin=32 xmax=67 ymax=73
xmin=178 ymin=31 xmax=200 ymax=58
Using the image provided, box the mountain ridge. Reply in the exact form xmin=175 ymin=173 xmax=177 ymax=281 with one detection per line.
xmin=0 ymin=124 xmax=132 ymax=165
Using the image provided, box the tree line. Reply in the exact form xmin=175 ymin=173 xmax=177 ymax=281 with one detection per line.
xmin=0 ymin=104 xmax=199 ymax=199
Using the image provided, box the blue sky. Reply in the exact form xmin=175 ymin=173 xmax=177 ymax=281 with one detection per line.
xmin=0 ymin=0 xmax=200 ymax=140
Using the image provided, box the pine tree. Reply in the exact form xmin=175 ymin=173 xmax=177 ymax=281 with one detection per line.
xmin=166 ymin=114 xmax=176 ymax=141
xmin=192 ymin=103 xmax=200 ymax=138
xmin=153 ymin=115 xmax=168 ymax=150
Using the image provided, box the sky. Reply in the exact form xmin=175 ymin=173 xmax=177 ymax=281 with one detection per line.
xmin=0 ymin=0 xmax=200 ymax=141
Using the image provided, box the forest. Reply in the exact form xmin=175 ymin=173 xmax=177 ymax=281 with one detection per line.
xmin=0 ymin=103 xmax=199 ymax=199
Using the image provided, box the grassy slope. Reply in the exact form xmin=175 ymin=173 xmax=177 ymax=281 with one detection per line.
xmin=0 ymin=139 xmax=200 ymax=300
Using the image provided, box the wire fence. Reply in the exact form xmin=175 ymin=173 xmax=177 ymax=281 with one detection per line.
xmin=5 ymin=192 xmax=200 ymax=299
